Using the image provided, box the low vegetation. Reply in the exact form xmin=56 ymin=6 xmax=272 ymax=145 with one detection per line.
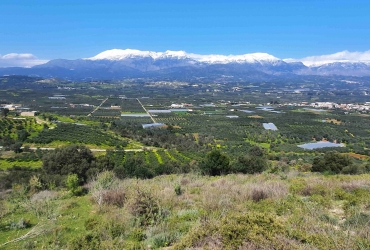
xmin=1 ymin=171 xmax=370 ymax=249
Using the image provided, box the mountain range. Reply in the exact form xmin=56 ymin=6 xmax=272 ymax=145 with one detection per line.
xmin=1 ymin=49 xmax=370 ymax=80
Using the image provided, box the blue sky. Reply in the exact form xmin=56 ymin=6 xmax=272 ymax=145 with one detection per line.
xmin=1 ymin=0 xmax=369 ymax=63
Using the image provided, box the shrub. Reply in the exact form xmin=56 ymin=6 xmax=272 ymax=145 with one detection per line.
xmin=102 ymin=189 xmax=126 ymax=208
xmin=310 ymin=194 xmax=332 ymax=208
xmin=175 ymin=212 xmax=284 ymax=249
xmin=25 ymin=197 xmax=56 ymax=219
xmin=342 ymin=165 xmax=360 ymax=175
xmin=29 ymin=175 xmax=42 ymax=195
xmin=0 ymin=200 xmax=6 ymax=219
xmin=219 ymin=213 xmax=284 ymax=249
xmin=30 ymin=190 xmax=57 ymax=202
xmin=251 ymin=188 xmax=269 ymax=202
xmin=23 ymin=241 xmax=36 ymax=249
xmin=0 ymin=166 xmax=38 ymax=191
xmin=128 ymin=227 xmax=146 ymax=241
xmin=128 ymin=189 xmax=161 ymax=226
xmin=151 ymin=232 xmax=177 ymax=248
xmin=200 ymin=150 xmax=230 ymax=176
xmin=344 ymin=212 xmax=370 ymax=227
xmin=65 ymin=174 xmax=82 ymax=196
xmin=180 ymin=178 xmax=189 ymax=186
xmin=68 ymin=232 xmax=101 ymax=250
xmin=9 ymin=218 xmax=31 ymax=230
xmin=231 ymin=146 xmax=268 ymax=174
xmin=174 ymin=184 xmax=182 ymax=196
xmin=89 ymin=171 xmax=119 ymax=208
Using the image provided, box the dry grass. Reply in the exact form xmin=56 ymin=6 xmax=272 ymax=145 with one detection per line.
xmin=102 ymin=189 xmax=126 ymax=208
xmin=340 ymin=178 xmax=370 ymax=192
xmin=291 ymin=175 xmax=370 ymax=197
xmin=119 ymin=174 xmax=290 ymax=215
xmin=30 ymin=190 xmax=58 ymax=202
xmin=4 ymin=172 xmax=370 ymax=249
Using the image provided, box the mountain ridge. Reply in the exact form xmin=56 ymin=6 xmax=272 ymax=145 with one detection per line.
xmin=2 ymin=48 xmax=370 ymax=79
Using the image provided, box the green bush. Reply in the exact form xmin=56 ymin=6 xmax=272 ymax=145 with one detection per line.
xmin=68 ymin=232 xmax=101 ymax=250
xmin=312 ymin=151 xmax=353 ymax=174
xmin=231 ymin=146 xmax=269 ymax=174
xmin=128 ymin=228 xmax=146 ymax=241
xmin=219 ymin=213 xmax=284 ymax=249
xmin=175 ymin=212 xmax=285 ymax=249
xmin=84 ymin=217 xmax=101 ymax=231
xmin=150 ymin=232 xmax=178 ymax=248
xmin=65 ymin=174 xmax=82 ymax=196
xmin=344 ymin=212 xmax=370 ymax=227
xmin=200 ymin=150 xmax=230 ymax=176
xmin=174 ymin=184 xmax=182 ymax=196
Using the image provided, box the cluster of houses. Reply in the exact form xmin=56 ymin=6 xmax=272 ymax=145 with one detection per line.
xmin=0 ymin=104 xmax=37 ymax=116
xmin=309 ymin=102 xmax=370 ymax=111
xmin=281 ymin=102 xmax=370 ymax=112
xmin=169 ymin=103 xmax=193 ymax=108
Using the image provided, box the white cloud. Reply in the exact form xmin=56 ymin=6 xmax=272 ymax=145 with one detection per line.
xmin=0 ymin=53 xmax=49 ymax=67
xmin=284 ymin=50 xmax=370 ymax=66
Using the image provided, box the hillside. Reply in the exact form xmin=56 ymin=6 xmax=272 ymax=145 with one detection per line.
xmin=1 ymin=172 xmax=370 ymax=249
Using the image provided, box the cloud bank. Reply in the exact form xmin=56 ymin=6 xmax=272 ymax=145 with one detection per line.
xmin=0 ymin=53 xmax=49 ymax=67
xmin=284 ymin=50 xmax=370 ymax=66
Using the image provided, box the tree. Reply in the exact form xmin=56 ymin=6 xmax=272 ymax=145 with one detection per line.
xmin=17 ymin=130 xmax=30 ymax=142
xmin=11 ymin=142 xmax=23 ymax=153
xmin=232 ymin=146 xmax=268 ymax=174
xmin=200 ymin=150 xmax=230 ymax=176
xmin=1 ymin=108 xmax=9 ymax=117
xmin=116 ymin=155 xmax=153 ymax=179
xmin=90 ymin=150 xmax=125 ymax=179
xmin=312 ymin=151 xmax=353 ymax=174
xmin=42 ymin=145 xmax=95 ymax=183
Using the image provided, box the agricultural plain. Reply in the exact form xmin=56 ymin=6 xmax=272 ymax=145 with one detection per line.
xmin=1 ymin=76 xmax=370 ymax=249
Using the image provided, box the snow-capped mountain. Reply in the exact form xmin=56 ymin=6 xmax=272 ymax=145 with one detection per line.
xmin=310 ymin=62 xmax=370 ymax=76
xmin=2 ymin=48 xmax=370 ymax=79
xmin=88 ymin=49 xmax=190 ymax=61
xmin=86 ymin=49 xmax=281 ymax=65
xmin=35 ymin=49 xmax=299 ymax=75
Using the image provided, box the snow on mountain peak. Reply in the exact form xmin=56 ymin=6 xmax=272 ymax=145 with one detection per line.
xmin=87 ymin=49 xmax=281 ymax=64
xmin=88 ymin=49 xmax=189 ymax=61
xmin=193 ymin=52 xmax=280 ymax=64
xmin=88 ymin=49 xmax=155 ymax=60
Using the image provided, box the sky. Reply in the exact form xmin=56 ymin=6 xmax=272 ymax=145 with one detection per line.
xmin=1 ymin=0 xmax=370 ymax=67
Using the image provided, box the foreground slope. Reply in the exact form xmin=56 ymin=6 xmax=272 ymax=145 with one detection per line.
xmin=1 ymin=172 xmax=370 ymax=249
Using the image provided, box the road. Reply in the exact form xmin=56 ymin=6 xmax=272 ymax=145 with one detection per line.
xmin=21 ymin=147 xmax=145 ymax=152
xmin=136 ymin=98 xmax=156 ymax=123
xmin=87 ymin=98 xmax=109 ymax=117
